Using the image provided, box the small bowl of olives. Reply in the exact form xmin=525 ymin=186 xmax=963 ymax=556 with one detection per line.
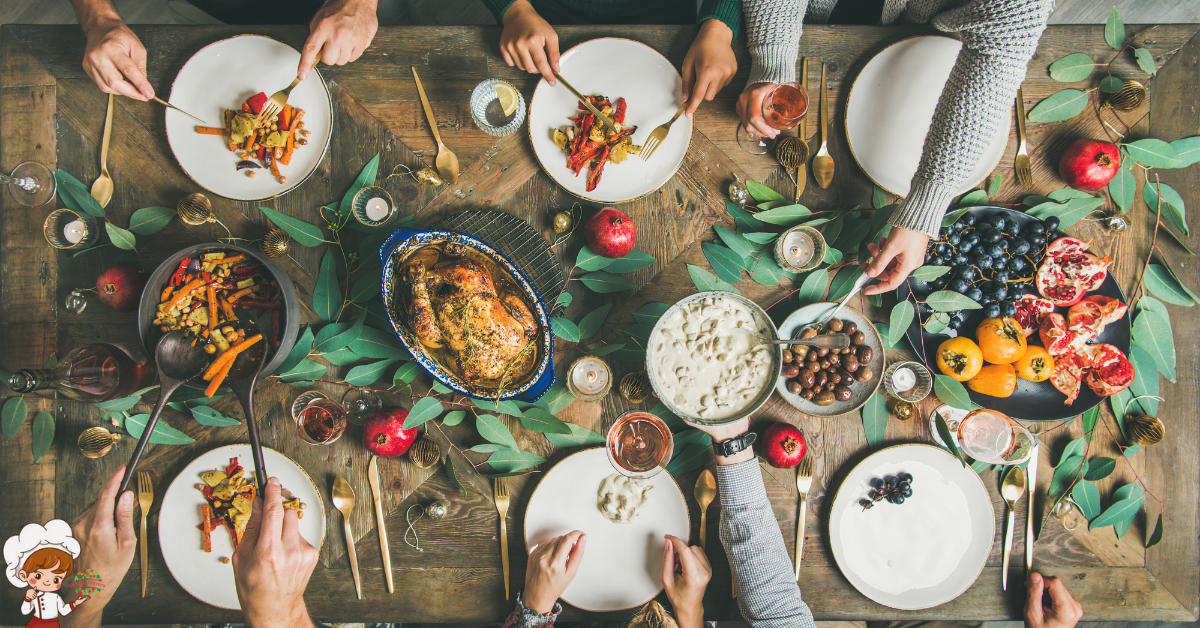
xmin=775 ymin=303 xmax=885 ymax=417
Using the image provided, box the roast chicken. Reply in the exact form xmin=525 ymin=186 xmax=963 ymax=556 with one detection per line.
xmin=403 ymin=243 xmax=539 ymax=386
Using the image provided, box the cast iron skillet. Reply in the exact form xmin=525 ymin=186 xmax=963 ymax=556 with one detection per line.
xmin=895 ymin=206 xmax=1131 ymax=422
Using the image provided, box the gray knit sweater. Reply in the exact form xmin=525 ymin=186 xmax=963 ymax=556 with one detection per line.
xmin=743 ymin=0 xmax=1056 ymax=237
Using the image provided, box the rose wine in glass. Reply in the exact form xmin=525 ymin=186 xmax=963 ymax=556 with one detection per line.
xmin=606 ymin=411 xmax=673 ymax=479
xmin=296 ymin=398 xmax=349 ymax=445
xmin=956 ymin=409 xmax=1034 ymax=465
xmin=736 ymin=82 xmax=808 ymax=154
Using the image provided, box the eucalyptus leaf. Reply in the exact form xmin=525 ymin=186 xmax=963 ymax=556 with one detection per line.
xmin=1090 ymin=495 xmax=1144 ymax=531
xmin=649 ymin=402 xmax=687 ymax=433
xmin=672 ymin=429 xmax=713 ymax=452
xmin=754 ymin=204 xmax=812 ymax=226
xmin=1048 ymin=188 xmax=1097 ymax=203
xmin=1072 ymin=481 xmax=1101 ymax=520
xmin=912 ymin=266 xmax=951 ymax=281
xmin=958 ymin=189 xmax=989 ymax=207
xmin=544 ymin=422 xmax=605 ymax=447
xmin=745 ymin=180 xmax=784 ymax=202
xmin=487 ymin=449 xmax=546 ymax=473
xmin=861 ymin=393 xmax=888 ymax=450
xmin=124 ymin=414 xmax=194 ymax=445
xmin=105 ymin=223 xmax=137 ymax=250
xmin=551 ymin=317 xmax=581 ymax=342
xmin=340 ymin=153 xmax=381 ymax=212
xmin=556 ymin=292 xmax=573 ymax=307
xmin=1104 ymin=7 xmax=1124 ymax=48
xmin=987 ymin=174 xmax=1002 ymax=196
xmin=874 ymin=323 xmax=908 ymax=351
xmin=634 ymin=302 xmax=671 ymax=326
xmin=1049 ymin=456 xmax=1087 ymax=497
xmin=933 ymin=375 xmax=972 ymax=411
xmin=345 ymin=358 xmax=400 ymax=386
xmin=741 ymin=232 xmax=778 ymax=245
xmin=587 ymin=342 xmax=626 ymax=357
xmin=942 ymin=207 xmax=971 ymax=227
xmin=54 ymin=170 xmax=106 ymax=217
xmin=888 ymin=301 xmax=914 ymax=347
xmin=276 ymin=327 xmax=315 ymax=374
xmin=30 ymin=412 xmax=54 ymax=462
xmin=926 ymin=290 xmax=982 ymax=312
xmin=471 ymin=397 xmax=524 ymax=417
xmin=313 ymin=250 xmax=340 ymax=321
xmin=827 ymin=266 xmax=864 ymax=302
xmin=2 ymin=396 xmax=29 ymax=441
xmin=1169 ymin=135 xmax=1200 ymax=167
xmin=322 ymin=347 xmax=360 ymax=366
xmin=576 ymin=246 xmax=612 ymax=271
xmin=1133 ymin=47 xmax=1157 ymax=75
xmin=703 ymin=243 xmax=746 ymax=283
xmin=935 ymin=411 xmax=968 ymax=468
xmin=1084 ymin=456 xmax=1116 ymax=481
xmin=1082 ymin=406 xmax=1099 ymax=441
xmin=796 ymin=269 xmax=829 ymax=304
xmin=444 ymin=454 xmax=467 ymax=495
xmin=190 ymin=405 xmax=241 ymax=427
xmin=1142 ymin=180 xmax=1188 ymax=235
xmin=687 ymin=265 xmax=739 ymax=294
xmin=277 ymin=359 xmax=327 ymax=382
xmin=1124 ymin=443 xmax=1141 ymax=458
xmin=470 ymin=444 xmax=510 ymax=454
xmin=749 ymin=255 xmax=786 ymax=286
xmin=664 ymin=442 xmax=711 ymax=477
xmin=350 ymin=326 xmax=410 ymax=360
xmin=580 ymin=271 xmax=636 ymax=293
xmin=476 ymin=413 xmax=519 ymax=449
xmin=1028 ymin=89 xmax=1089 ymax=123
xmin=715 ymin=225 xmax=758 ymax=259
xmin=259 ymin=206 xmax=326 ymax=246
xmin=402 ymin=397 xmax=444 ymax=429
xmin=1059 ymin=437 xmax=1086 ymax=465
xmin=1126 ymin=139 xmax=1182 ymax=169
xmin=727 ymin=200 xmax=765 ymax=232
xmin=1133 ymin=299 xmax=1176 ymax=381
xmin=1128 ymin=346 xmax=1160 ymax=415
xmin=1109 ymin=166 xmax=1135 ymax=213
xmin=924 ymin=312 xmax=950 ymax=334
xmin=1048 ymin=53 xmax=1096 ymax=82
xmin=128 ymin=206 xmax=175 ymax=235
xmin=350 ymin=268 xmax=383 ymax=303
xmin=1146 ymin=513 xmax=1163 ymax=548
xmin=577 ymin=303 xmax=612 ymax=341
xmin=537 ymin=381 xmax=576 ymax=415
xmin=605 ymin=249 xmax=656 ymax=273
xmin=871 ymin=185 xmax=887 ymax=209
xmin=1144 ymin=264 xmax=1197 ymax=306
xmin=393 ymin=361 xmax=421 ymax=384
xmin=442 ymin=410 xmax=467 ymax=426
xmin=520 ymin=407 xmax=572 ymax=435
xmin=823 ymin=246 xmax=843 ymax=265
xmin=1100 ymin=76 xmax=1124 ymax=93
xmin=1027 ymin=197 xmax=1105 ymax=229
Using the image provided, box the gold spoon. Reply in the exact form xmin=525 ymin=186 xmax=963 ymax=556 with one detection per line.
xmin=411 ymin=67 xmax=460 ymax=184
xmin=90 ymin=94 xmax=114 ymax=208
xmin=1000 ymin=466 xmax=1027 ymax=591
xmin=694 ymin=469 xmax=716 ymax=550
xmin=332 ymin=476 xmax=362 ymax=600
xmin=811 ymin=62 xmax=834 ymax=189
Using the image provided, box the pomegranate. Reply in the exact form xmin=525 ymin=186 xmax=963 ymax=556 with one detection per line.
xmin=96 ymin=263 xmax=146 ymax=312
xmin=1038 ymin=313 xmax=1077 ymax=357
xmin=1012 ymin=295 xmax=1056 ymax=337
xmin=1082 ymin=343 xmax=1135 ymax=397
xmin=1067 ymin=295 xmax=1127 ymax=340
xmin=1058 ymin=138 xmax=1120 ymax=191
xmin=1036 ymin=237 xmax=1112 ymax=306
xmin=584 ymin=207 xmax=637 ymax=258
xmin=362 ymin=407 xmax=418 ymax=458
xmin=1049 ymin=350 xmax=1087 ymax=404
xmin=760 ymin=422 xmax=806 ymax=468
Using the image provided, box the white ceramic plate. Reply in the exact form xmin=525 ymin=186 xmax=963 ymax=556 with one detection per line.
xmin=845 ymin=36 xmax=1010 ymax=197
xmin=523 ymin=447 xmax=689 ymax=611
xmin=528 ymin=38 xmax=691 ymax=203
xmin=158 ymin=444 xmax=326 ymax=609
xmin=166 ymin=34 xmax=333 ymax=200
xmin=829 ymin=444 xmax=994 ymax=610
xmin=776 ymin=302 xmax=884 ymax=417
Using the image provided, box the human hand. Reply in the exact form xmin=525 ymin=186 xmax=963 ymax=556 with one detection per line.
xmin=523 ymin=530 xmax=586 ymax=614
xmin=661 ymin=535 xmax=710 ymax=628
xmin=499 ymin=0 xmax=559 ymax=85
xmin=681 ymin=20 xmax=736 ymax=117
xmin=862 ymin=227 xmax=930 ymax=295
xmin=80 ymin=16 xmax=153 ymax=101
xmin=25 ymin=589 xmax=36 ymax=600
xmin=682 ymin=417 xmax=750 ymax=465
xmin=61 ymin=465 xmax=136 ymax=627
xmin=232 ymin=477 xmax=319 ymax=628
xmin=298 ymin=0 xmax=379 ymax=78
xmin=1024 ymin=572 xmax=1083 ymax=628
xmin=737 ymin=82 xmax=780 ymax=139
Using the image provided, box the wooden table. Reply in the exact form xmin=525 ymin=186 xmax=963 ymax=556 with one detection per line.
xmin=2 ymin=23 xmax=1197 ymax=624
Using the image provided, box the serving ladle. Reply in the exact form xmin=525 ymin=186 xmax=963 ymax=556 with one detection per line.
xmin=118 ymin=330 xmax=209 ymax=496
xmin=731 ymin=328 xmax=851 ymax=350
xmin=224 ymin=326 xmax=270 ymax=494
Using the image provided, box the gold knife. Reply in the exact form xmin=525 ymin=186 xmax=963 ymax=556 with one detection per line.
xmin=152 ymin=97 xmax=210 ymax=125
xmin=795 ymin=57 xmax=809 ymax=200
xmin=367 ymin=456 xmax=393 ymax=594
xmin=553 ymin=73 xmax=620 ymax=134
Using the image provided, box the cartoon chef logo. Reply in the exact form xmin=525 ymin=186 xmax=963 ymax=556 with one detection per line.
xmin=5 ymin=520 xmax=99 ymax=628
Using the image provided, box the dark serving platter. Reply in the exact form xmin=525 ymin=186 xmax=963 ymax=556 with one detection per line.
xmin=895 ymin=206 xmax=1131 ymax=422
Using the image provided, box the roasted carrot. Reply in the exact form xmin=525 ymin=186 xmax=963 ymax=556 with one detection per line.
xmin=161 ymin=285 xmax=174 ymax=301
xmin=166 ymin=278 xmax=205 ymax=312
xmin=213 ymin=254 xmax=246 ymax=266
xmin=204 ymin=358 xmax=235 ymax=398
xmin=202 ymin=333 xmax=263 ymax=382
xmin=243 ymin=130 xmax=257 ymax=151
xmin=280 ymin=104 xmax=293 ymax=130
xmin=219 ymin=297 xmax=238 ymax=322
xmin=200 ymin=504 xmax=212 ymax=552
xmin=269 ymin=148 xmax=281 ymax=177
xmin=229 ymin=286 xmax=256 ymax=302
xmin=281 ymin=130 xmax=294 ymax=165
xmin=194 ymin=126 xmax=226 ymax=135
xmin=206 ymin=286 xmax=218 ymax=332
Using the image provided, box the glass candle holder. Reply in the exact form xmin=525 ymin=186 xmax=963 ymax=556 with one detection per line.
xmin=566 ymin=356 xmax=611 ymax=402
xmin=470 ymin=79 xmax=526 ymax=137
xmin=44 ymin=209 xmax=100 ymax=250
xmin=882 ymin=361 xmax=932 ymax=402
xmin=352 ymin=185 xmax=396 ymax=227
xmin=774 ymin=225 xmax=826 ymax=272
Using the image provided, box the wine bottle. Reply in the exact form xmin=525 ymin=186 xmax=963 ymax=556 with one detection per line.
xmin=8 ymin=343 xmax=158 ymax=402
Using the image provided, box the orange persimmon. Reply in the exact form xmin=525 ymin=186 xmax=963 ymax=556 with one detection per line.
xmin=1014 ymin=345 xmax=1055 ymax=382
xmin=967 ymin=363 xmax=1018 ymax=398
xmin=936 ymin=337 xmax=984 ymax=381
xmin=975 ymin=317 xmax=1028 ymax=364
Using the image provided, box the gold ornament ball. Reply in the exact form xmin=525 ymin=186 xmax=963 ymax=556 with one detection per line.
xmin=415 ymin=167 xmax=443 ymax=187
xmin=1126 ymin=414 xmax=1164 ymax=446
xmin=552 ymin=211 xmax=573 ymax=234
xmin=892 ymin=401 xmax=915 ymax=421
xmin=407 ymin=436 xmax=442 ymax=469
xmin=620 ymin=372 xmax=652 ymax=404
xmin=261 ymin=227 xmax=292 ymax=258
xmin=78 ymin=426 xmax=122 ymax=459
xmin=775 ymin=136 xmax=805 ymax=169
xmin=1107 ymin=80 xmax=1147 ymax=111
xmin=177 ymin=192 xmax=214 ymax=225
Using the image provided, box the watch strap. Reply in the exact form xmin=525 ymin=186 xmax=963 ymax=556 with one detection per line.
xmin=713 ymin=432 xmax=756 ymax=457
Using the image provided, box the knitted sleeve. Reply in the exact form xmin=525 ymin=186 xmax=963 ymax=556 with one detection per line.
xmin=481 ymin=0 xmax=517 ymax=24
xmin=740 ymin=0 xmax=810 ymax=87
xmin=698 ymin=0 xmax=745 ymax=40
xmin=889 ymin=0 xmax=1056 ymax=237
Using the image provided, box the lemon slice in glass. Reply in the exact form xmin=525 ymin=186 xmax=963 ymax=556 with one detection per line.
xmin=495 ymin=82 xmax=519 ymax=117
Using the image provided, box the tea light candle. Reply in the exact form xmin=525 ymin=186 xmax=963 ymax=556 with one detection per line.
xmin=64 ymin=220 xmax=86 ymax=244
xmin=891 ymin=366 xmax=917 ymax=393
xmin=782 ymin=230 xmax=815 ymax=267
xmin=364 ymin=197 xmax=389 ymax=222
xmin=567 ymin=357 xmax=612 ymax=401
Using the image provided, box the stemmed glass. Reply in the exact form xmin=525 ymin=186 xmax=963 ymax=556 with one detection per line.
xmin=605 ymin=410 xmax=674 ymax=479
xmin=956 ymin=409 xmax=1035 ymax=465
xmin=3 ymin=161 xmax=56 ymax=207
xmin=736 ymin=82 xmax=809 ymax=155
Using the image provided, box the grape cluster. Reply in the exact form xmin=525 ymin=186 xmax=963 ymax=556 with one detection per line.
xmin=862 ymin=473 xmax=914 ymax=509
xmin=916 ymin=214 xmax=1063 ymax=329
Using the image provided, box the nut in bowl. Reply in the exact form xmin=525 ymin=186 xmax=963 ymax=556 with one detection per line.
xmin=645 ymin=292 xmax=781 ymax=426
xmin=776 ymin=303 xmax=884 ymax=416
xmin=380 ymin=228 xmax=555 ymax=402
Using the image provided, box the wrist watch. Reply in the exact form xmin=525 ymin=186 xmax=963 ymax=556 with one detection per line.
xmin=712 ymin=432 xmax=756 ymax=457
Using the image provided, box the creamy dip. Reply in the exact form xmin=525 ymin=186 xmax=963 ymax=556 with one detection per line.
xmin=597 ymin=473 xmax=654 ymax=524
xmin=652 ymin=296 xmax=774 ymax=420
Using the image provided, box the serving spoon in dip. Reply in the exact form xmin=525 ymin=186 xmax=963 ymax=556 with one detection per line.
xmin=731 ymin=328 xmax=851 ymax=350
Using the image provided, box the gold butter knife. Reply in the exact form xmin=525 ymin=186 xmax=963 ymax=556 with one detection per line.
xmin=368 ymin=456 xmax=393 ymax=594
xmin=553 ymin=73 xmax=620 ymax=134
xmin=794 ymin=57 xmax=809 ymax=200
xmin=152 ymin=97 xmax=210 ymax=125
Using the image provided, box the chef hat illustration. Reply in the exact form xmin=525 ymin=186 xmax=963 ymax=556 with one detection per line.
xmin=4 ymin=520 xmax=80 ymax=588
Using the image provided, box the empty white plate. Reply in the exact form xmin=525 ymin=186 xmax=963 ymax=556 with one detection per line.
xmin=528 ymin=38 xmax=692 ymax=204
xmin=845 ymin=36 xmax=1010 ymax=197
xmin=158 ymin=444 xmax=326 ymax=609
xmin=523 ymin=447 xmax=689 ymax=611
xmin=829 ymin=443 xmax=994 ymax=609
xmin=166 ymin=34 xmax=333 ymax=201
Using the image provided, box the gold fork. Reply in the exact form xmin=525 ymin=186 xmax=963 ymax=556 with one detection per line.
xmin=137 ymin=471 xmax=153 ymax=597
xmin=794 ymin=457 xmax=813 ymax=580
xmin=1014 ymin=87 xmax=1033 ymax=187
xmin=494 ymin=478 xmax=511 ymax=600
xmin=640 ymin=104 xmax=687 ymax=161
xmin=257 ymin=59 xmax=319 ymax=123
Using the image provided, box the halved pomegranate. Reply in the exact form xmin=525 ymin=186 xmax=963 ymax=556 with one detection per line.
xmin=1036 ymin=237 xmax=1113 ymax=306
xmin=1038 ymin=313 xmax=1077 ymax=357
xmin=1013 ymin=295 xmax=1056 ymax=337
xmin=1067 ymin=295 xmax=1127 ymax=341
xmin=1082 ymin=343 xmax=1135 ymax=397
xmin=1049 ymin=350 xmax=1087 ymax=404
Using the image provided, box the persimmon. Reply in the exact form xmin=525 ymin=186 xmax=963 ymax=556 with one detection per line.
xmin=967 ymin=363 xmax=1018 ymax=397
xmin=936 ymin=337 xmax=984 ymax=381
xmin=975 ymin=317 xmax=1028 ymax=364
xmin=1014 ymin=346 xmax=1054 ymax=382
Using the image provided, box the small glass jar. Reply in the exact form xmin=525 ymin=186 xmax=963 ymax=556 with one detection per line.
xmin=566 ymin=356 xmax=611 ymax=402
xmin=773 ymin=225 xmax=826 ymax=272
xmin=883 ymin=360 xmax=932 ymax=402
xmin=351 ymin=186 xmax=396 ymax=227
xmin=44 ymin=209 xmax=100 ymax=250
xmin=470 ymin=79 xmax=526 ymax=137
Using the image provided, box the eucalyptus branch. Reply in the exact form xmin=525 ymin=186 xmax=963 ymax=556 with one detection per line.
xmin=1129 ymin=173 xmax=1164 ymax=309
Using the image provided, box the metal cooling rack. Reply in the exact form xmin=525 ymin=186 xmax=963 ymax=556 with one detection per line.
xmin=431 ymin=210 xmax=566 ymax=315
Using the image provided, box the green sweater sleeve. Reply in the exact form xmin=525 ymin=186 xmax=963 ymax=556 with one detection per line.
xmin=698 ymin=0 xmax=743 ymax=39
xmin=482 ymin=0 xmax=516 ymax=23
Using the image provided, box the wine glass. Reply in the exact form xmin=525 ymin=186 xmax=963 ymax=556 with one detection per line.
xmin=736 ymin=83 xmax=809 ymax=155
xmin=605 ymin=411 xmax=674 ymax=479
xmin=342 ymin=387 xmax=382 ymax=425
xmin=3 ymin=161 xmax=56 ymax=207
xmin=956 ymin=409 xmax=1035 ymax=465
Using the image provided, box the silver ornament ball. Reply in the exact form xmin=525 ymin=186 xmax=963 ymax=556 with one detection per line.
xmin=65 ymin=289 xmax=89 ymax=314
xmin=728 ymin=180 xmax=751 ymax=206
xmin=425 ymin=499 xmax=449 ymax=520
xmin=1107 ymin=216 xmax=1128 ymax=232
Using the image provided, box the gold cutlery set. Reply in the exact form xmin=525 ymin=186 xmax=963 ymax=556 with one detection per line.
xmin=781 ymin=58 xmax=834 ymax=201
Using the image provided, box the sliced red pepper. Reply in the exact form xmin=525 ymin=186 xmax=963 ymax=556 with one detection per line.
xmin=569 ymin=141 xmax=604 ymax=175
xmin=244 ymin=92 xmax=268 ymax=115
xmin=241 ymin=102 xmax=252 ymax=113
xmin=201 ymin=271 xmax=212 ymax=283
xmin=606 ymin=126 xmax=637 ymax=145
xmin=170 ymin=259 xmax=190 ymax=286
xmin=585 ymin=145 xmax=611 ymax=192
xmin=613 ymin=97 xmax=627 ymax=124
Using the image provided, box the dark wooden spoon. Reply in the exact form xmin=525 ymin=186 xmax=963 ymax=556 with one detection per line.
xmin=118 ymin=330 xmax=209 ymax=496
xmin=225 ymin=327 xmax=270 ymax=494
